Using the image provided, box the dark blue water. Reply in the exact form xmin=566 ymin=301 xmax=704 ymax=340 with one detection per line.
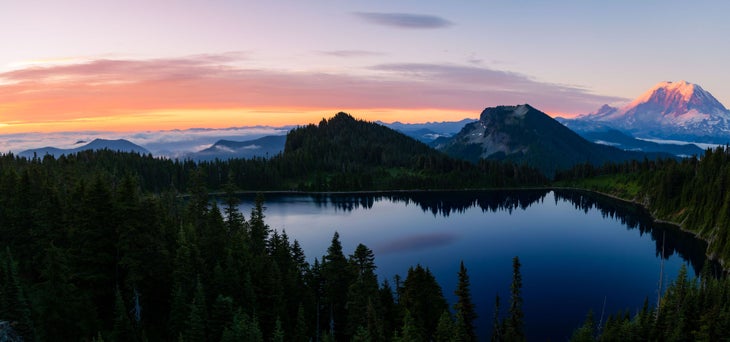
xmin=234 ymin=189 xmax=712 ymax=341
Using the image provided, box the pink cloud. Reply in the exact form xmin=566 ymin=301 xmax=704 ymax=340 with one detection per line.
xmin=0 ymin=54 xmax=624 ymax=127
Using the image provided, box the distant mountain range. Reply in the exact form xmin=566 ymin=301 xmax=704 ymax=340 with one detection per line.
xmin=560 ymin=81 xmax=730 ymax=144
xmin=379 ymin=119 xmax=476 ymax=143
xmin=434 ymin=104 xmax=670 ymax=176
xmin=19 ymin=139 xmax=150 ymax=158
xmin=188 ymin=135 xmax=286 ymax=161
xmin=580 ymin=129 xmax=703 ymax=157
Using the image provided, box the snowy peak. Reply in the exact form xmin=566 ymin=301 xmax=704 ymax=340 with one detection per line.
xmin=626 ymin=80 xmax=727 ymax=116
xmin=566 ymin=81 xmax=730 ymax=142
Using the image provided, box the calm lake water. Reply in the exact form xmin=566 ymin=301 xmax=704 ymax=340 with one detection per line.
xmin=233 ymin=189 xmax=713 ymax=341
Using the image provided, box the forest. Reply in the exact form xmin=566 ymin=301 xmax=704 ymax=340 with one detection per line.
xmin=555 ymin=146 xmax=730 ymax=268
xmin=3 ymin=113 xmax=730 ymax=340
xmin=0 ymin=151 xmax=528 ymax=341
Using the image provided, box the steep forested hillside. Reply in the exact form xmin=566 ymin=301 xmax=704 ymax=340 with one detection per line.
xmin=556 ymin=146 xmax=730 ymax=266
xmin=436 ymin=105 xmax=669 ymax=176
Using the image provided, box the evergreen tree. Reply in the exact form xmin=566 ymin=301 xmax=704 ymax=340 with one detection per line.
xmin=34 ymin=243 xmax=96 ymax=341
xmin=322 ymin=232 xmax=354 ymax=341
xmin=435 ymin=310 xmax=455 ymax=342
xmin=271 ymin=318 xmax=285 ymax=342
xmin=569 ymin=310 xmax=595 ymax=342
xmin=347 ymin=244 xmax=379 ymax=337
xmin=378 ymin=280 xmax=398 ymax=339
xmin=398 ymin=309 xmax=423 ymax=342
xmin=491 ymin=294 xmax=502 ymax=342
xmin=1 ymin=249 xmax=35 ymax=341
xmin=248 ymin=194 xmax=271 ymax=256
xmin=111 ymin=288 xmax=136 ymax=342
xmin=185 ymin=279 xmax=207 ymax=342
xmin=400 ymin=265 xmax=448 ymax=340
xmin=352 ymin=325 xmax=372 ymax=342
xmin=505 ymin=256 xmax=524 ymax=341
xmin=222 ymin=171 xmax=245 ymax=234
xmin=209 ymin=295 xmax=234 ymax=342
xmin=454 ymin=260 xmax=477 ymax=342
xmin=221 ymin=311 xmax=263 ymax=342
xmin=292 ymin=304 xmax=309 ymax=342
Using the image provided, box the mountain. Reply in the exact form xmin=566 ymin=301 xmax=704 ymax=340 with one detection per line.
xmin=378 ymin=119 xmax=476 ymax=143
xmin=19 ymin=138 xmax=149 ymax=158
xmin=564 ymin=81 xmax=730 ymax=143
xmin=581 ymin=129 xmax=704 ymax=157
xmin=189 ymin=135 xmax=286 ymax=161
xmin=435 ymin=104 xmax=668 ymax=176
xmin=285 ymin=112 xmax=449 ymax=170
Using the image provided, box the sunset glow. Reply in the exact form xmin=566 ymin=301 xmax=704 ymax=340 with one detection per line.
xmin=1 ymin=1 xmax=728 ymax=134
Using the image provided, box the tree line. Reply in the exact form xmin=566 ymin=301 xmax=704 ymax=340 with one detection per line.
xmin=0 ymin=152 xmax=530 ymax=341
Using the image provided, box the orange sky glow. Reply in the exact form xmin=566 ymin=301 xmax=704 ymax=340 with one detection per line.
xmin=0 ymin=56 xmax=614 ymax=133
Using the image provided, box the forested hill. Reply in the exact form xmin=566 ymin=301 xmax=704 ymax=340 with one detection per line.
xmin=285 ymin=112 xmax=446 ymax=171
xmin=267 ymin=112 xmax=546 ymax=190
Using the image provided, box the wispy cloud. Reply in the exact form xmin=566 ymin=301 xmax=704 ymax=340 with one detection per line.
xmin=370 ymin=63 xmax=627 ymax=112
xmin=0 ymin=53 xmax=625 ymax=132
xmin=319 ymin=50 xmax=384 ymax=58
xmin=354 ymin=12 xmax=453 ymax=29
xmin=0 ymin=126 xmax=290 ymax=155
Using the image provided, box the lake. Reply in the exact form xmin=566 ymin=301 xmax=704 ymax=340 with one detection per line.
xmin=233 ymin=189 xmax=713 ymax=340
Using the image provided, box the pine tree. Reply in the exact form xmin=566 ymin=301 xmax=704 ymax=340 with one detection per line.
xmin=347 ymin=244 xmax=379 ymax=336
xmin=322 ymin=232 xmax=353 ymax=341
xmin=111 ymin=287 xmax=136 ymax=342
xmin=504 ymin=256 xmax=524 ymax=342
xmin=271 ymin=318 xmax=285 ymax=342
xmin=221 ymin=311 xmax=264 ymax=342
xmin=569 ymin=310 xmax=595 ymax=342
xmin=222 ymin=171 xmax=245 ymax=234
xmin=352 ymin=325 xmax=372 ymax=342
xmin=435 ymin=311 xmax=455 ymax=342
xmin=1 ymin=249 xmax=35 ymax=341
xmin=248 ymin=194 xmax=270 ymax=256
xmin=209 ymin=295 xmax=234 ymax=342
xmin=399 ymin=309 xmax=423 ymax=342
xmin=292 ymin=304 xmax=309 ymax=342
xmin=454 ymin=261 xmax=477 ymax=342
xmin=491 ymin=294 xmax=502 ymax=342
xmin=400 ymin=265 xmax=447 ymax=339
xmin=185 ymin=279 xmax=207 ymax=342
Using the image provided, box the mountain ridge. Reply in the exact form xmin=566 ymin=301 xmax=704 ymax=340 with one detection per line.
xmin=436 ymin=104 xmax=670 ymax=176
xmin=566 ymin=81 xmax=730 ymax=142
xmin=19 ymin=138 xmax=149 ymax=158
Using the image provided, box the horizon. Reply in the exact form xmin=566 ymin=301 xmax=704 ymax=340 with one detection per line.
xmin=2 ymin=1 xmax=729 ymax=133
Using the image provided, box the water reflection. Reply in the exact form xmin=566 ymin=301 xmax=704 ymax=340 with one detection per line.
xmin=280 ymin=189 xmax=714 ymax=275
xmin=232 ymin=189 xmax=719 ymax=340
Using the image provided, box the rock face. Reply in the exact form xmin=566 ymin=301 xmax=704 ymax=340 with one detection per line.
xmin=567 ymin=81 xmax=730 ymax=142
xmin=435 ymin=104 xmax=662 ymax=176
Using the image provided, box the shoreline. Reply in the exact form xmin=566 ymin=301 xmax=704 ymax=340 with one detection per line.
xmin=203 ymin=186 xmax=726 ymax=271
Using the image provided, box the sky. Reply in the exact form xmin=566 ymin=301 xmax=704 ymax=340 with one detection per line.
xmin=1 ymin=0 xmax=729 ymax=134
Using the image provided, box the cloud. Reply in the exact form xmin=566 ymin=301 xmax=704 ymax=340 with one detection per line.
xmin=370 ymin=63 xmax=627 ymax=111
xmin=354 ymin=12 xmax=453 ymax=29
xmin=0 ymin=53 xmax=625 ymax=132
xmin=0 ymin=126 xmax=290 ymax=156
xmin=320 ymin=50 xmax=383 ymax=58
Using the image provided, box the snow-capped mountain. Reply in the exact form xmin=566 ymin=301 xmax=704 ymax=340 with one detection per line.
xmin=565 ymin=81 xmax=730 ymax=142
